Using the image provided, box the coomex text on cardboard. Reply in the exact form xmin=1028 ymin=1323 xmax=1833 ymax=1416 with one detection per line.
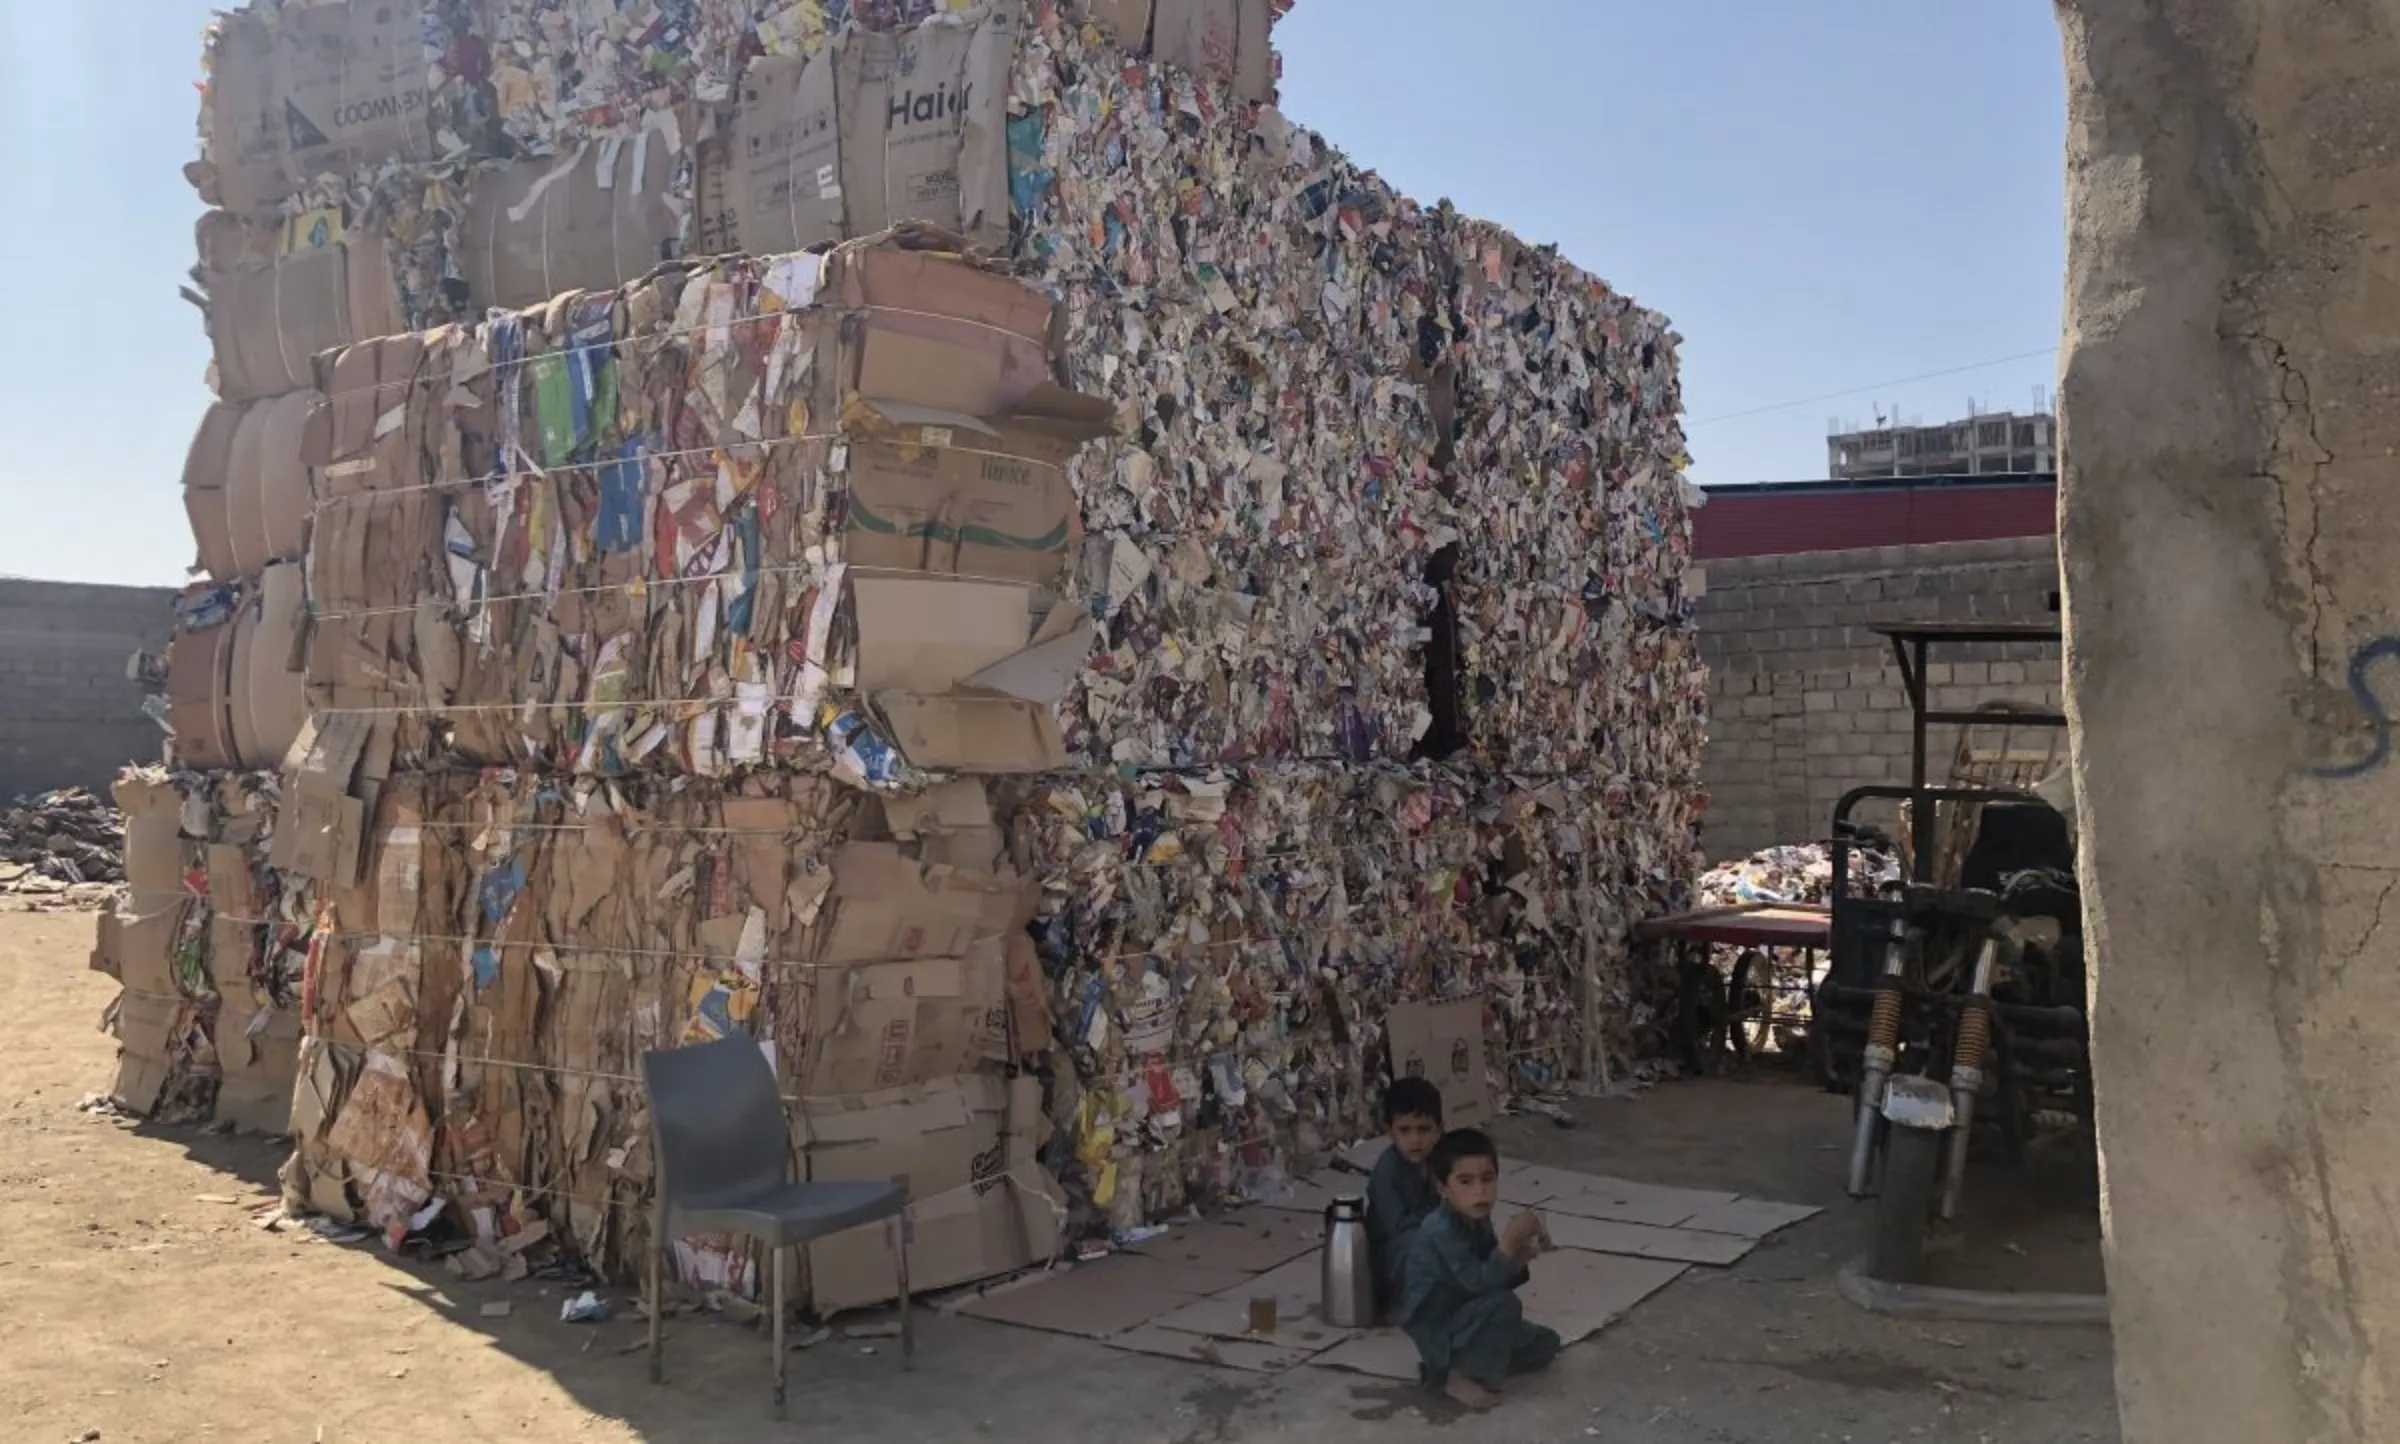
xmin=203 ymin=2 xmax=442 ymax=215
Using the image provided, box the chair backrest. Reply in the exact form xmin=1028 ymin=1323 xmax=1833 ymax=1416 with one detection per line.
xmin=642 ymin=1037 xmax=791 ymax=1211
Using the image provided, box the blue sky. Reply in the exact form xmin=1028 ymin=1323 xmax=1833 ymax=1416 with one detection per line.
xmin=0 ymin=1 xmax=2065 ymax=587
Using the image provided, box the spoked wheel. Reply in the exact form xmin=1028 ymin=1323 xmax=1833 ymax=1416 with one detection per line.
xmin=1727 ymin=949 xmax=1774 ymax=1060
xmin=1677 ymin=958 xmax=1730 ymax=1076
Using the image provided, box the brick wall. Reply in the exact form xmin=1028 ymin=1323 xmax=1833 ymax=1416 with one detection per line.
xmin=1696 ymin=537 xmax=2063 ymax=858
xmin=0 ymin=580 xmax=174 ymax=801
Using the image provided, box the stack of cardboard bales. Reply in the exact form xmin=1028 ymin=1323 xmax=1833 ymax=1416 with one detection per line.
xmin=99 ymin=0 xmax=1705 ymax=1298
xmin=270 ymin=234 xmax=1103 ymax=1301
xmin=90 ymin=765 xmax=307 ymax=1135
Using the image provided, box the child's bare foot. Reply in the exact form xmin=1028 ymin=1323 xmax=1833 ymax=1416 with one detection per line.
xmin=1443 ymin=1377 xmax=1500 ymax=1411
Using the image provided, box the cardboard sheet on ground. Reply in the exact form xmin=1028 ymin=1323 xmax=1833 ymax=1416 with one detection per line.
xmin=1540 ymin=1176 xmax=1739 ymax=1230
xmin=1148 ymin=1251 xmax=1357 ymax=1353
xmin=959 ymin=1253 xmax=1251 ymax=1338
xmin=1103 ymin=1323 xmax=1321 ymax=1375
xmin=1496 ymin=1162 xmax=1593 ymax=1209
xmin=1253 ymin=1168 xmax=1366 ymax=1216
xmin=1675 ymin=1197 xmax=1823 ymax=1240
xmin=1531 ymin=1211 xmax=1756 ymax=1267
xmin=1308 ymin=1252 xmax=1688 ymax=1382
xmin=1129 ymin=1214 xmax=1320 ymax=1275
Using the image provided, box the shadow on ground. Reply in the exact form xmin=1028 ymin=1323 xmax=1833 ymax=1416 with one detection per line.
xmin=141 ymin=1070 xmax=2120 ymax=1443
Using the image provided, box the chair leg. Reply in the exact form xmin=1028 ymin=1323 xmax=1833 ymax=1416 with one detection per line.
xmin=892 ymin=1209 xmax=915 ymax=1372
xmin=771 ymin=1244 xmax=789 ymax=1421
xmin=647 ymin=1230 xmax=666 ymax=1386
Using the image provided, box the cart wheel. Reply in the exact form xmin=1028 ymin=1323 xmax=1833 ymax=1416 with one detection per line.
xmin=1807 ymin=980 xmax=1846 ymax=1093
xmin=1727 ymin=950 xmax=1773 ymax=1059
xmin=1676 ymin=959 xmax=1728 ymax=1076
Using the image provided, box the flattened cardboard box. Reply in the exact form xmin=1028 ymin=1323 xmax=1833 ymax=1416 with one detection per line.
xmin=819 ymin=238 xmax=1058 ymax=417
xmin=1151 ymin=0 xmax=1275 ymax=103
xmin=167 ymin=624 xmax=237 ymax=774
xmin=110 ymin=992 xmax=182 ymax=1116
xmin=113 ymin=774 xmax=191 ymax=1000
xmin=798 ymin=947 xmax=1008 ymax=1095
xmin=1386 ymin=999 xmax=1493 ymax=1127
xmin=839 ymin=391 xmax=1114 ymax=585
xmin=214 ymin=1001 xmax=304 ymax=1135
xmin=813 ymin=841 xmax=1030 ymax=965
xmin=804 ymin=1075 xmax=1062 ymax=1311
xmin=458 ymin=135 xmax=687 ymax=312
xmin=855 ymin=581 xmax=1093 ymax=773
xmin=203 ymin=2 xmax=441 ymax=214
xmin=733 ymin=50 xmax=843 ymax=256
xmin=273 ymin=712 xmax=388 ymax=889
xmin=877 ymin=780 xmax=1004 ymax=871
xmin=832 ymin=4 xmax=1017 ymax=249
xmin=205 ymin=232 xmax=403 ymax=404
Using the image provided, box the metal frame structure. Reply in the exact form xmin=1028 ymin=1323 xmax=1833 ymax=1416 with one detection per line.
xmin=1876 ymin=622 xmax=2067 ymax=880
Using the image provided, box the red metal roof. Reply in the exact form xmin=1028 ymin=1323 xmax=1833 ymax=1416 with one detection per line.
xmin=1692 ymin=476 xmax=2056 ymax=560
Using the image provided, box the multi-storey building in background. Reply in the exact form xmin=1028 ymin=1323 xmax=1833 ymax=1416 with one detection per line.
xmin=1828 ymin=407 xmax=2055 ymax=479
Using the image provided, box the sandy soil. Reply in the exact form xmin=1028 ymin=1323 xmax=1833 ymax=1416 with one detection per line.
xmin=0 ymin=910 xmax=2123 ymax=1443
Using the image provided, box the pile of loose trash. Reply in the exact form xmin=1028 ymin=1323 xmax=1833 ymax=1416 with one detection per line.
xmin=0 ymin=788 xmax=126 ymax=907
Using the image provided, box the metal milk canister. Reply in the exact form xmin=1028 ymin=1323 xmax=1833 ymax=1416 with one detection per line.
xmin=1322 ymin=1195 xmax=1375 ymax=1329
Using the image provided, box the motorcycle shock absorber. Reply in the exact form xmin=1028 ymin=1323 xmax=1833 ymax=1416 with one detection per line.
xmin=1845 ymin=915 xmax=1911 ymax=1198
xmin=1939 ymin=925 xmax=2010 ymax=1221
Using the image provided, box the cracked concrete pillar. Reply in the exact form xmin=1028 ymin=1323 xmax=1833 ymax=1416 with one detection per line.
xmin=2059 ymin=3 xmax=2400 ymax=1440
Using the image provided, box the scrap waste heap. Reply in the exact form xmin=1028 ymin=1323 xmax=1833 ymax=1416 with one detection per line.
xmin=94 ymin=0 xmax=1707 ymax=1310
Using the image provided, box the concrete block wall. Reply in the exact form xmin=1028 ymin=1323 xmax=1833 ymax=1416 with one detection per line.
xmin=0 ymin=580 xmax=174 ymax=801
xmin=1696 ymin=537 xmax=2063 ymax=858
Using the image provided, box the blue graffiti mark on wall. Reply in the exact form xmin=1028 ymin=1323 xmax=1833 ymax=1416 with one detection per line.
xmin=2308 ymin=636 xmax=2400 ymax=780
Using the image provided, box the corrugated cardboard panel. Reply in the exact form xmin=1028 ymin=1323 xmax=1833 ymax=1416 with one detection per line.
xmin=167 ymin=626 xmax=237 ymax=774
xmin=109 ymin=992 xmax=181 ymax=1116
xmin=1386 ymin=998 xmax=1493 ymax=1127
xmin=1151 ymin=0 xmax=1274 ymax=102
xmin=206 ymin=232 xmax=401 ymax=404
xmin=849 ymin=574 xmax=1042 ymax=695
xmin=733 ymin=51 xmax=844 ymax=256
xmin=458 ymin=136 xmax=685 ymax=312
xmin=814 ymin=844 xmax=1029 ymax=965
xmin=838 ymin=391 xmax=1111 ymax=583
xmin=873 ymin=693 xmax=1067 ymax=773
xmin=804 ymin=1075 xmax=1061 ymax=1310
xmin=825 ymin=240 xmax=1057 ymax=416
xmin=203 ymin=3 xmax=440 ymax=214
xmin=797 ymin=947 xmax=1005 ymax=1094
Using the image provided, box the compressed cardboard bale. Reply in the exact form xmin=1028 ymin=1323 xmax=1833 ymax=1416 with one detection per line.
xmin=197 ymin=212 xmax=404 ymax=404
xmin=195 ymin=2 xmax=454 ymax=215
xmin=802 ymin=1075 xmax=1064 ymax=1311
xmin=286 ymin=235 xmax=1110 ymax=779
xmin=165 ymin=618 xmax=237 ymax=775
xmin=456 ymin=132 xmax=689 ymax=312
xmin=171 ymin=1 xmax=1708 ymax=1254
xmin=270 ymin=769 xmax=1062 ymax=1282
xmin=176 ymin=389 xmax=319 ymax=580
xmin=227 ymin=563 xmax=310 ymax=773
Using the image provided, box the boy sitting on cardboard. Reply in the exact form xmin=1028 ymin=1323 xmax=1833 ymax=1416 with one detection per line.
xmin=1400 ymin=1127 xmax=1562 ymax=1411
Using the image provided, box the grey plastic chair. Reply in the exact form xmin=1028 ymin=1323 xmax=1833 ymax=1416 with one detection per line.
xmin=641 ymin=1036 xmax=914 ymax=1417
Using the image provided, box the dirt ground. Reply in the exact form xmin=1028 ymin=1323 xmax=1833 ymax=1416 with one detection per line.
xmin=0 ymin=910 xmax=2123 ymax=1444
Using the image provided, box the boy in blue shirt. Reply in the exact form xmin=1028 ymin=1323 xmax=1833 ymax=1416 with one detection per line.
xmin=1401 ymin=1128 xmax=1562 ymax=1411
xmin=1365 ymin=1077 xmax=1445 ymax=1319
